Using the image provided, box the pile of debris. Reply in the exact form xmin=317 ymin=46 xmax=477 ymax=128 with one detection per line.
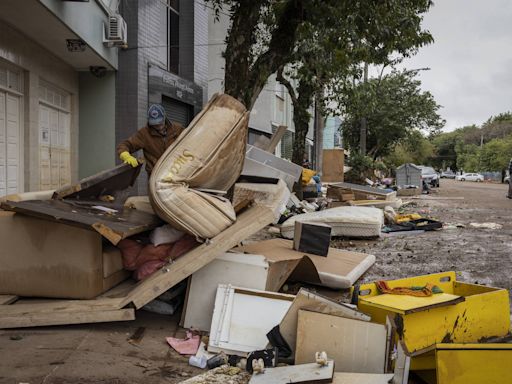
xmin=0 ymin=94 xmax=509 ymax=384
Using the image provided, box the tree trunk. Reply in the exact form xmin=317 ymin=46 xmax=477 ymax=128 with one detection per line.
xmin=359 ymin=63 xmax=368 ymax=155
xmin=223 ymin=0 xmax=305 ymax=110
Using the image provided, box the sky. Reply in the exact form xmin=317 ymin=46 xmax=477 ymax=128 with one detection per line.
xmin=373 ymin=0 xmax=512 ymax=132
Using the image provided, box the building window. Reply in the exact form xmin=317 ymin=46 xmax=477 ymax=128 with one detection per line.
xmin=280 ymin=130 xmax=294 ymax=161
xmin=167 ymin=0 xmax=180 ymax=75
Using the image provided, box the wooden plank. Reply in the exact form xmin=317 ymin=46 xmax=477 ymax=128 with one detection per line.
xmin=279 ymin=289 xmax=370 ymax=356
xmin=0 ymin=199 xmax=162 ymax=245
xmin=267 ymin=125 xmax=288 ymax=153
xmin=249 ymin=361 xmax=334 ymax=384
xmin=332 ymin=373 xmax=394 ymax=384
xmin=329 ymin=182 xmax=394 ymax=198
xmin=0 ymin=295 xmax=18 ymax=305
xmin=123 ymin=204 xmax=275 ymax=309
xmin=52 ymin=163 xmax=142 ymax=200
xmin=0 ymin=298 xmax=124 ymax=316
xmin=0 ymin=308 xmax=135 ymax=329
xmin=392 ymin=342 xmax=410 ymax=384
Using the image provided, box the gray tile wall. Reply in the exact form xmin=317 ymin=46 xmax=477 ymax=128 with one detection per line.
xmin=117 ymin=0 xmax=209 ymax=193
xmin=194 ymin=0 xmax=209 ymax=104
xmin=179 ymin=0 xmax=194 ymax=82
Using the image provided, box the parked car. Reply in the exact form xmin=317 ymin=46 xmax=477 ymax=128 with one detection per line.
xmin=418 ymin=166 xmax=440 ymax=187
xmin=456 ymin=173 xmax=484 ymax=182
xmin=440 ymin=170 xmax=456 ymax=179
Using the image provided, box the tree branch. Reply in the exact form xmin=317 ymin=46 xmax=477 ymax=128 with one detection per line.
xmin=246 ymin=0 xmax=305 ymax=108
xmin=276 ymin=67 xmax=298 ymax=106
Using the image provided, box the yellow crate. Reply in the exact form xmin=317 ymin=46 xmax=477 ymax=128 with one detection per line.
xmin=436 ymin=343 xmax=512 ymax=384
xmin=355 ymin=272 xmax=510 ymax=355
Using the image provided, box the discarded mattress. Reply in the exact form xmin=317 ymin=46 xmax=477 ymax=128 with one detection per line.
xmin=149 ymin=93 xmax=249 ymax=239
xmin=280 ymin=206 xmax=383 ymax=239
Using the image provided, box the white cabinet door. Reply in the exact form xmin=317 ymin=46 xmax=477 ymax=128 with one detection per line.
xmin=0 ymin=91 xmax=21 ymax=197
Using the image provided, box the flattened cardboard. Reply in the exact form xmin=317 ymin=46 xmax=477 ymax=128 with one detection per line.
xmin=236 ymin=238 xmax=376 ymax=289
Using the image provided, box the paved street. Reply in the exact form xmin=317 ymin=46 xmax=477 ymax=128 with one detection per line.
xmin=352 ymin=179 xmax=512 ymax=294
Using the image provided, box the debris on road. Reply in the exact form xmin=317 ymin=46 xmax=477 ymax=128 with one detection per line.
xmin=166 ymin=331 xmax=201 ymax=356
xmin=1 ymin=93 xmax=511 ymax=384
xmin=469 ymin=222 xmax=503 ymax=229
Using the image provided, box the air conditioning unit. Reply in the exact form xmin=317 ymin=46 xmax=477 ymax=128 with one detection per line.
xmin=103 ymin=14 xmax=127 ymax=47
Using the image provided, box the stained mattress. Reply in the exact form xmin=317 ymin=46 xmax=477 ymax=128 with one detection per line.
xmin=149 ymin=94 xmax=249 ymax=239
xmin=281 ymin=206 xmax=383 ymax=239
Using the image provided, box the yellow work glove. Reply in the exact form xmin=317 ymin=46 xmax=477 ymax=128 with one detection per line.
xmin=120 ymin=151 xmax=139 ymax=168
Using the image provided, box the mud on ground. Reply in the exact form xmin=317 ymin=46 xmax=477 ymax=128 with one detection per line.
xmin=332 ymin=179 xmax=512 ymax=299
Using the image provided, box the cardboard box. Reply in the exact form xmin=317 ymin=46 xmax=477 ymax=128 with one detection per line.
xmin=322 ymin=149 xmax=345 ymax=183
xmin=0 ymin=211 xmax=129 ymax=299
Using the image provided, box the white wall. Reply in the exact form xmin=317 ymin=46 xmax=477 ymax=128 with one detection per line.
xmin=0 ymin=22 xmax=79 ymax=192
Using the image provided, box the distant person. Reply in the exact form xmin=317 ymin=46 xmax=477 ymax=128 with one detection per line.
xmin=507 ymin=159 xmax=512 ymax=199
xmin=117 ymin=104 xmax=185 ymax=177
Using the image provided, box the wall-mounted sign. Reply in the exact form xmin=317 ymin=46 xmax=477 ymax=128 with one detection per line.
xmin=148 ymin=64 xmax=203 ymax=113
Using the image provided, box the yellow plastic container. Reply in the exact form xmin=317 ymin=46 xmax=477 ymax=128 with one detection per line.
xmin=436 ymin=343 xmax=512 ymax=384
xmin=301 ymin=168 xmax=317 ymax=185
xmin=355 ymin=272 xmax=510 ymax=356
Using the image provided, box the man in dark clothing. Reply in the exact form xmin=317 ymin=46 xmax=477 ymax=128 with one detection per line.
xmin=507 ymin=159 xmax=512 ymax=199
xmin=117 ymin=104 xmax=184 ymax=176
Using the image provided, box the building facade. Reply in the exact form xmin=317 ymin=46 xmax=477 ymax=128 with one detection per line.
xmin=0 ymin=0 xmax=118 ymax=196
xmin=323 ymin=116 xmax=343 ymax=150
xmin=207 ymin=9 xmax=315 ymax=163
xmin=117 ymin=0 xmax=208 ymax=192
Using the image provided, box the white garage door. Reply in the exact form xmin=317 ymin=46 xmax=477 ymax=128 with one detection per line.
xmin=0 ymin=66 xmax=22 ymax=197
xmin=39 ymin=82 xmax=71 ymax=190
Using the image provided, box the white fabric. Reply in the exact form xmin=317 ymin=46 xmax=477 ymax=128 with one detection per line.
xmin=149 ymin=224 xmax=185 ymax=246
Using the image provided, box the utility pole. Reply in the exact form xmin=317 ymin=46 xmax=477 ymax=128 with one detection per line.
xmin=314 ymin=96 xmax=324 ymax=173
xmin=359 ymin=63 xmax=368 ymax=155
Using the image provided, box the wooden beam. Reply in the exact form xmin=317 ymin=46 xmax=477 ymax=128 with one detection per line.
xmin=0 ymin=308 xmax=135 ymax=329
xmin=0 ymin=298 xmax=124 ymax=316
xmin=52 ymin=163 xmax=141 ymax=200
xmin=267 ymin=125 xmax=288 ymax=153
xmin=123 ymin=204 xmax=275 ymax=309
xmin=0 ymin=295 xmax=18 ymax=305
